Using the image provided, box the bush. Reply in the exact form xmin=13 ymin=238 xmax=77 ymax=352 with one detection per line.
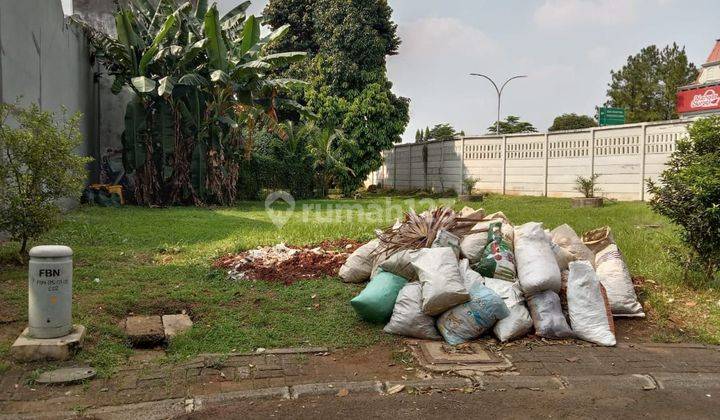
xmin=647 ymin=116 xmax=720 ymax=281
xmin=462 ymin=177 xmax=478 ymax=195
xmin=575 ymin=174 xmax=600 ymax=198
xmin=0 ymin=103 xmax=91 ymax=255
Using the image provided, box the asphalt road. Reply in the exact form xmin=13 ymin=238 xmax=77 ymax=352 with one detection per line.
xmin=182 ymin=387 xmax=720 ymax=419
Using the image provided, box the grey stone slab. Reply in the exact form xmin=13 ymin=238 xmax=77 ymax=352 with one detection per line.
xmin=565 ymin=374 xmax=657 ymax=391
xmin=384 ymin=377 xmax=472 ymax=391
xmin=290 ymin=381 xmax=383 ymax=399
xmin=195 ymin=387 xmax=291 ymax=410
xmin=124 ymin=316 xmax=165 ymax=347
xmin=482 ymin=375 xmax=564 ymax=391
xmin=35 ymin=367 xmax=96 ymax=385
xmin=10 ymin=325 xmax=85 ymax=362
xmin=161 ymin=314 xmax=193 ymax=339
xmin=651 ymin=372 xmax=720 ymax=390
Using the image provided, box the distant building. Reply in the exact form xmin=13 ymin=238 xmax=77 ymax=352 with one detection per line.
xmin=677 ymin=39 xmax=720 ymax=118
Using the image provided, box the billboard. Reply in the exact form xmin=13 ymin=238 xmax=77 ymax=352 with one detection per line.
xmin=677 ymin=85 xmax=720 ymax=114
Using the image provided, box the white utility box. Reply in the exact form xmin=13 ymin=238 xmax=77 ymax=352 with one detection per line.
xmin=28 ymin=245 xmax=73 ymax=338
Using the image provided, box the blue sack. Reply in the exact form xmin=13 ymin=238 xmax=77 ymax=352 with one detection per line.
xmin=437 ymin=281 xmax=510 ymax=345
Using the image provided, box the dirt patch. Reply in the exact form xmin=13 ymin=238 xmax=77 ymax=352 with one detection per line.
xmin=214 ymin=239 xmax=364 ymax=285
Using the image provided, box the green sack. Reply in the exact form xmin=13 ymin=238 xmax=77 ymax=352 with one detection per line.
xmin=474 ymin=222 xmax=517 ymax=280
xmin=350 ymin=270 xmax=408 ymax=324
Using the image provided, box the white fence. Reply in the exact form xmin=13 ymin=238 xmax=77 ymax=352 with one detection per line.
xmin=369 ymin=120 xmax=689 ymax=201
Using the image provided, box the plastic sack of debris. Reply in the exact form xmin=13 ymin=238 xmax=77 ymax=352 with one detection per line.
xmin=459 ymin=258 xmax=484 ymax=290
xmin=350 ymin=270 xmax=408 ymax=324
xmin=458 ymin=206 xmax=486 ymax=220
xmin=383 ymin=283 xmax=442 ymax=340
xmin=339 ymin=239 xmax=380 ymax=283
xmin=431 ymin=229 xmax=461 ymax=258
xmin=582 ymin=226 xmax=615 ymax=254
xmin=378 ymin=249 xmax=420 ymax=281
xmin=459 ymin=232 xmax=488 ymax=264
xmin=546 ymin=230 xmax=575 ymax=271
xmin=551 ymin=224 xmax=595 ymax=264
xmin=474 ymin=222 xmax=517 ymax=281
xmin=484 ymin=278 xmax=533 ymax=342
xmin=436 ymin=280 xmax=510 ymax=345
xmin=567 ymin=261 xmax=616 ymax=346
xmin=526 ymin=290 xmax=574 ymax=339
xmin=412 ymin=247 xmax=470 ymax=316
xmin=515 ymin=222 xmax=561 ymax=295
xmin=594 ymin=244 xmax=645 ymax=317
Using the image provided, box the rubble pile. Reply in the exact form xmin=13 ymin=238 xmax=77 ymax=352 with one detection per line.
xmin=340 ymin=206 xmax=644 ymax=347
xmin=215 ymin=240 xmax=362 ymax=285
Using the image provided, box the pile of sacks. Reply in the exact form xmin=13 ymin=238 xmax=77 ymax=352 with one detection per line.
xmin=340 ymin=208 xmax=644 ymax=347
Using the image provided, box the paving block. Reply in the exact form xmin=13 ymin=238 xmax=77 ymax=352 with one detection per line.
xmin=384 ymin=377 xmax=472 ymax=391
xmin=195 ymin=387 xmax=291 ymax=410
xmin=10 ymin=324 xmax=85 ymax=362
xmin=124 ymin=316 xmax=165 ymax=347
xmin=162 ymin=314 xmax=193 ymax=339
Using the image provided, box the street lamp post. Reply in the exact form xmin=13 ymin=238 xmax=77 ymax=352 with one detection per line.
xmin=470 ymin=73 xmax=527 ymax=134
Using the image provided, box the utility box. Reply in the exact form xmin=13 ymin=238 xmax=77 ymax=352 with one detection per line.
xmin=28 ymin=245 xmax=73 ymax=338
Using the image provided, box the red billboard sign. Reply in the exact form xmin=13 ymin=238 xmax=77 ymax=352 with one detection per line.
xmin=677 ymin=85 xmax=720 ymax=114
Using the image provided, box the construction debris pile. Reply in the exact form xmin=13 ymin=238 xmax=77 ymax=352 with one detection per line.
xmin=340 ymin=207 xmax=644 ymax=347
xmin=215 ymin=240 xmax=362 ymax=285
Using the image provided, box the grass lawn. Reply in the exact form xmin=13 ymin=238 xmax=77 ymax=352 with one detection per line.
xmin=1 ymin=194 xmax=718 ymax=376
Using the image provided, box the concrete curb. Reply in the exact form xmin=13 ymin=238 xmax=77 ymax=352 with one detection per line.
xmin=3 ymin=372 xmax=720 ymax=419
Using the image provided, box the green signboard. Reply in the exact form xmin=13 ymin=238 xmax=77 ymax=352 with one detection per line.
xmin=598 ymin=107 xmax=626 ymax=126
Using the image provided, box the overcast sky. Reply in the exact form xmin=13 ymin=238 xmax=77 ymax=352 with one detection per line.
xmin=219 ymin=0 xmax=720 ymax=142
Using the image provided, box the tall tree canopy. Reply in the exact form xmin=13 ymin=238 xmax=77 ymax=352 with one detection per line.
xmin=605 ymin=43 xmax=698 ymax=123
xmin=548 ymin=114 xmax=598 ymax=132
xmin=264 ymin=0 xmax=409 ymax=195
xmin=487 ymin=116 xmax=537 ymax=134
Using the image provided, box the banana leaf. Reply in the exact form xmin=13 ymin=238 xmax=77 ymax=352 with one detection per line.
xmin=121 ymin=98 xmax=148 ymax=173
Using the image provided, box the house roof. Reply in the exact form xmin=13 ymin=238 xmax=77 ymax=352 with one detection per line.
xmin=704 ymin=39 xmax=720 ymax=65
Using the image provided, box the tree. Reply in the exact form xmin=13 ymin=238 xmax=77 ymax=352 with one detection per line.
xmin=605 ymin=43 xmax=697 ymax=123
xmin=76 ymin=1 xmax=306 ymax=206
xmin=647 ymin=116 xmax=720 ymax=281
xmin=264 ymin=0 xmax=409 ymax=196
xmin=305 ymin=124 xmax=355 ymax=197
xmin=487 ymin=116 xmax=537 ymax=134
xmin=414 ymin=129 xmax=422 ymax=143
xmin=427 ymin=123 xmax=459 ymax=141
xmin=0 ymin=103 xmax=91 ymax=256
xmin=424 ymin=127 xmax=431 ymax=141
xmin=549 ymin=114 xmax=598 ymax=131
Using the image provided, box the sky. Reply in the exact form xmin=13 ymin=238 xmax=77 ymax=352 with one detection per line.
xmin=218 ymin=0 xmax=720 ymax=142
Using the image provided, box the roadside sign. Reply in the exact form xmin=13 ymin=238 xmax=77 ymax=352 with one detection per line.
xmin=598 ymin=107 xmax=626 ymax=126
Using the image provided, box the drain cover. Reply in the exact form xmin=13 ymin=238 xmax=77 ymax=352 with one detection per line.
xmin=420 ymin=342 xmax=496 ymax=364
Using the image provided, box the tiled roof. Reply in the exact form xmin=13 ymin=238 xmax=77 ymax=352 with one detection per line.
xmin=705 ymin=39 xmax=720 ymax=64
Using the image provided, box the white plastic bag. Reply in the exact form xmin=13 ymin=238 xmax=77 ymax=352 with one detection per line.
xmin=594 ymin=244 xmax=645 ymax=317
xmin=384 ymin=283 xmax=441 ymax=340
xmin=459 ymin=258 xmax=484 ymax=290
xmin=527 ymin=290 xmax=574 ymax=339
xmin=413 ymin=247 xmax=470 ymax=316
xmin=378 ymin=249 xmax=420 ymax=281
xmin=339 ymin=239 xmax=380 ymax=283
xmin=567 ymin=261 xmax=616 ymax=346
xmin=515 ymin=222 xmax=561 ymax=295
xmin=431 ymin=229 xmax=461 ymax=258
xmin=460 ymin=233 xmax=488 ymax=264
xmin=484 ymin=278 xmax=533 ymax=342
xmin=551 ymin=224 xmax=595 ymax=264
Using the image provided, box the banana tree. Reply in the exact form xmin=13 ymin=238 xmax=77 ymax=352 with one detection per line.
xmin=305 ymin=124 xmax=355 ymax=197
xmin=74 ymin=0 xmax=307 ymax=205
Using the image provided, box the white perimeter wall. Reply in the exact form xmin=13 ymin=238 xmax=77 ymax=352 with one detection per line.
xmin=371 ymin=120 xmax=689 ymax=201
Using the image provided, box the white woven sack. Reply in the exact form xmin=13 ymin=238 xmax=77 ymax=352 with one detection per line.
xmin=515 ymin=222 xmax=561 ymax=295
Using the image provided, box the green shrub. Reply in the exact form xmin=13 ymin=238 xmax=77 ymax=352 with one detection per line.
xmin=0 ymin=103 xmax=91 ymax=255
xmin=575 ymin=174 xmax=600 ymax=198
xmin=647 ymin=116 xmax=720 ymax=281
xmin=462 ymin=177 xmax=478 ymax=195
